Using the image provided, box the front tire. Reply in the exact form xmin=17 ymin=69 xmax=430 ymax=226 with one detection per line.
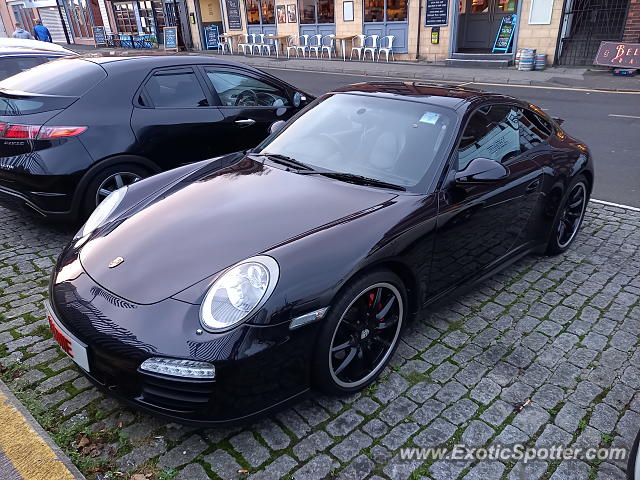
xmin=546 ymin=174 xmax=589 ymax=255
xmin=312 ymin=269 xmax=407 ymax=395
xmin=627 ymin=428 xmax=640 ymax=479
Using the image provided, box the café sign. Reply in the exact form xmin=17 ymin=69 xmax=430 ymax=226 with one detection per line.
xmin=594 ymin=41 xmax=640 ymax=68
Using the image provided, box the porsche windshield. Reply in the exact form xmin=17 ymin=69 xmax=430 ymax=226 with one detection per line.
xmin=259 ymin=93 xmax=456 ymax=189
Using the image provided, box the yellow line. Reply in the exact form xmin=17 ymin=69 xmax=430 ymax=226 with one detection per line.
xmin=0 ymin=391 xmax=76 ymax=480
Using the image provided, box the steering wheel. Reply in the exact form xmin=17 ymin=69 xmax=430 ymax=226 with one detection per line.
xmin=235 ymin=89 xmax=258 ymax=106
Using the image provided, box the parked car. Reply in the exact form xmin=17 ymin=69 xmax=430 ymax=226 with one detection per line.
xmin=0 ymin=55 xmax=312 ymax=220
xmin=48 ymin=82 xmax=593 ymax=425
xmin=0 ymin=38 xmax=77 ymax=79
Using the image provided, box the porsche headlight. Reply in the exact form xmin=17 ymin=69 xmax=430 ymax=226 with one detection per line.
xmin=200 ymin=255 xmax=279 ymax=332
xmin=77 ymin=186 xmax=128 ymax=239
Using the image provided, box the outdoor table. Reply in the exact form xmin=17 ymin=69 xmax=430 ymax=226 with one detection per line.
xmin=332 ymin=34 xmax=354 ymax=61
xmin=265 ymin=34 xmax=290 ymax=58
xmin=219 ymin=33 xmax=243 ymax=54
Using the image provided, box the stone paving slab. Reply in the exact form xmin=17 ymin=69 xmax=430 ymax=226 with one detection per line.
xmin=0 ymin=201 xmax=639 ymax=480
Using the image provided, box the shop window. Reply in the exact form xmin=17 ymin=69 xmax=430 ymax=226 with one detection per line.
xmin=262 ymin=0 xmax=275 ymax=23
xmin=113 ymin=2 xmax=139 ymax=34
xmin=247 ymin=0 xmax=275 ymax=24
xmin=364 ymin=0 xmax=405 ymax=22
xmin=299 ymin=0 xmax=334 ymax=23
xmin=470 ymin=0 xmax=489 ymax=13
xmin=68 ymin=0 xmax=94 ymax=37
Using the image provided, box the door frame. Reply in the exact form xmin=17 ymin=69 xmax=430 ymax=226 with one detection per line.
xmin=362 ymin=0 xmax=409 ymax=54
xmin=448 ymin=0 xmax=523 ymax=57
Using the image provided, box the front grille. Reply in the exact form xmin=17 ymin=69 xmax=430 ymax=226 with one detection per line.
xmin=139 ymin=371 xmax=215 ymax=412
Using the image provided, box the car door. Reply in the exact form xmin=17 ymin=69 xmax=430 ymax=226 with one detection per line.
xmin=199 ymin=67 xmax=295 ymax=154
xmin=130 ymin=66 xmax=225 ymax=170
xmin=429 ymin=103 xmax=545 ymax=295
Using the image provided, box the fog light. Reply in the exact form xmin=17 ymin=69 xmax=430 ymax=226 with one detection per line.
xmin=140 ymin=357 xmax=215 ymax=379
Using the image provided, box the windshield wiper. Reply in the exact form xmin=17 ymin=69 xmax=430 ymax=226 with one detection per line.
xmin=298 ymin=170 xmax=406 ymax=191
xmin=253 ymin=152 xmax=314 ymax=171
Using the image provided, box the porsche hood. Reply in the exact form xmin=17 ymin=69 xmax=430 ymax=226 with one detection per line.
xmin=79 ymin=156 xmax=398 ymax=304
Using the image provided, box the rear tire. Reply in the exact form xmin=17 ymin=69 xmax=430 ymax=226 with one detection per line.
xmin=546 ymin=174 xmax=589 ymax=255
xmin=312 ymin=269 xmax=407 ymax=395
xmin=81 ymin=163 xmax=150 ymax=219
xmin=627 ymin=428 xmax=640 ymax=479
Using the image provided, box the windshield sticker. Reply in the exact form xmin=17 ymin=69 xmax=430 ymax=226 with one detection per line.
xmin=419 ymin=112 xmax=440 ymax=125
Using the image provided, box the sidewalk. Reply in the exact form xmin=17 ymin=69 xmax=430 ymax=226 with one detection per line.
xmin=0 ymin=381 xmax=84 ymax=480
xmin=64 ymin=43 xmax=640 ymax=92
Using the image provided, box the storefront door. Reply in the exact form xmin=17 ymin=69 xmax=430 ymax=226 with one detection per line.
xmin=246 ymin=0 xmax=276 ymax=35
xmin=458 ymin=0 xmax=517 ymax=51
xmin=363 ymin=0 xmax=408 ymax=53
xmin=299 ymin=0 xmax=335 ymax=38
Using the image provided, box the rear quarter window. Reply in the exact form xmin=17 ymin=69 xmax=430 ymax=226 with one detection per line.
xmin=0 ymin=58 xmax=106 ymax=96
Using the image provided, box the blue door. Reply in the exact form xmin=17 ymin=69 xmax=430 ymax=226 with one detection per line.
xmin=246 ymin=0 xmax=277 ymax=36
xmin=298 ymin=0 xmax=335 ymax=39
xmin=363 ymin=0 xmax=408 ymax=53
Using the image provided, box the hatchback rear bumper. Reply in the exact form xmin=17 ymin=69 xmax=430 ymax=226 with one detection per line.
xmin=0 ymin=184 xmax=75 ymax=219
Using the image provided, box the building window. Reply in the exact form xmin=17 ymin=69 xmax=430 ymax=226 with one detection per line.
xmin=364 ymin=0 xmax=406 ymax=22
xmin=67 ymin=0 xmax=95 ymax=37
xmin=247 ymin=0 xmax=275 ymax=24
xmin=113 ymin=2 xmax=139 ymax=33
xmin=299 ymin=0 xmax=334 ymax=23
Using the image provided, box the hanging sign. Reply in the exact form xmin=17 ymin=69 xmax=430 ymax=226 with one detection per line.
xmin=431 ymin=27 xmax=440 ymax=44
xmin=93 ymin=26 xmax=107 ymax=46
xmin=225 ymin=0 xmax=243 ymax=30
xmin=594 ymin=41 xmax=640 ymax=68
xmin=204 ymin=24 xmax=220 ymax=49
xmin=492 ymin=14 xmax=517 ymax=53
xmin=425 ymin=0 xmax=449 ymax=27
xmin=164 ymin=26 xmax=179 ymax=51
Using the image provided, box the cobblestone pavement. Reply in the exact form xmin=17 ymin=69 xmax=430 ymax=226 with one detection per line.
xmin=0 ymin=201 xmax=639 ymax=480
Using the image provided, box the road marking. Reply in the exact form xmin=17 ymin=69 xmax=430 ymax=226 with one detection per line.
xmin=608 ymin=114 xmax=640 ymax=119
xmin=260 ymin=66 xmax=640 ymax=95
xmin=591 ymin=199 xmax=640 ymax=212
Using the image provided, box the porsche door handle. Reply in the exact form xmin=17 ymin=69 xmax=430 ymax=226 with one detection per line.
xmin=234 ymin=119 xmax=256 ymax=127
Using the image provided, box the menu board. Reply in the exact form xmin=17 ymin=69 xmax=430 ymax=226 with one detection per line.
xmin=492 ymin=14 xmax=517 ymax=53
xmin=225 ymin=0 xmax=243 ymax=30
xmin=93 ymin=26 xmax=107 ymax=46
xmin=425 ymin=0 xmax=448 ymax=27
xmin=164 ymin=26 xmax=178 ymax=51
xmin=594 ymin=41 xmax=640 ymax=68
xmin=204 ymin=25 xmax=220 ymax=49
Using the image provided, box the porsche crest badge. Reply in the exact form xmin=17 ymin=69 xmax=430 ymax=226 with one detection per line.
xmin=108 ymin=257 xmax=124 ymax=268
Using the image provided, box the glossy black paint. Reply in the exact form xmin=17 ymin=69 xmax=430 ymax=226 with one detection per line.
xmin=0 ymin=56 xmax=312 ymax=219
xmin=50 ymin=83 xmax=594 ymax=425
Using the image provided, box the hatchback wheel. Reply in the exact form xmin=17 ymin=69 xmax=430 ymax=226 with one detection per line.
xmin=547 ymin=174 xmax=589 ymax=255
xmin=313 ymin=270 xmax=406 ymax=394
xmin=82 ymin=164 xmax=150 ymax=219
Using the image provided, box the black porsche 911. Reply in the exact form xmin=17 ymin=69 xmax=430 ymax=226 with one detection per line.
xmin=0 ymin=55 xmax=311 ymax=220
xmin=48 ymin=82 xmax=593 ymax=425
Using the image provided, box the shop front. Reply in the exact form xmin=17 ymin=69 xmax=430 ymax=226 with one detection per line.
xmin=110 ymin=0 xmax=167 ymax=44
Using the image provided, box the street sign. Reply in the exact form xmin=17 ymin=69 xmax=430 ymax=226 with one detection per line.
xmin=594 ymin=41 xmax=639 ymax=68
xmin=425 ymin=0 xmax=448 ymax=27
xmin=164 ymin=26 xmax=179 ymax=52
xmin=225 ymin=0 xmax=243 ymax=30
xmin=492 ymin=14 xmax=517 ymax=53
xmin=93 ymin=26 xmax=107 ymax=47
xmin=204 ymin=25 xmax=220 ymax=49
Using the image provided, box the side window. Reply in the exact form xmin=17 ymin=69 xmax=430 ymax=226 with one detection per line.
xmin=204 ymin=70 xmax=290 ymax=108
xmin=0 ymin=57 xmax=46 ymax=79
xmin=458 ymin=104 xmax=521 ymax=169
xmin=145 ymin=71 xmax=209 ymax=108
xmin=519 ymin=108 xmax=553 ymax=151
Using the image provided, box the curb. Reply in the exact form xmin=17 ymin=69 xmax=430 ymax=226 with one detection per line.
xmin=0 ymin=380 xmax=85 ymax=480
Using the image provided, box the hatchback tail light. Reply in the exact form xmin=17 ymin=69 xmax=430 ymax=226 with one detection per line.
xmin=0 ymin=123 xmax=87 ymax=140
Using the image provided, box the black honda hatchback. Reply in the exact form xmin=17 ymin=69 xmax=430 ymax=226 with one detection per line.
xmin=0 ymin=55 xmax=312 ymax=220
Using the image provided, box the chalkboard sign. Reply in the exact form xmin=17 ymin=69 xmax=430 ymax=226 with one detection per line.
xmin=93 ymin=26 xmax=107 ymax=46
xmin=425 ymin=0 xmax=448 ymax=27
xmin=204 ymin=25 xmax=220 ymax=49
xmin=492 ymin=14 xmax=517 ymax=53
xmin=225 ymin=0 xmax=243 ymax=30
xmin=164 ymin=26 xmax=179 ymax=51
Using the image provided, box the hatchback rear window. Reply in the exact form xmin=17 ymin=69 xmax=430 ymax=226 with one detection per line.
xmin=0 ymin=58 xmax=106 ymax=96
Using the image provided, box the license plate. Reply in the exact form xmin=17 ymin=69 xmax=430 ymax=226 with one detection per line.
xmin=46 ymin=302 xmax=90 ymax=372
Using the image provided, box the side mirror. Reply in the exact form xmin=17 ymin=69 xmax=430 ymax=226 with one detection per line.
xmin=553 ymin=117 xmax=565 ymax=126
xmin=292 ymin=92 xmax=307 ymax=108
xmin=455 ymin=157 xmax=508 ymax=182
xmin=269 ymin=120 xmax=286 ymax=135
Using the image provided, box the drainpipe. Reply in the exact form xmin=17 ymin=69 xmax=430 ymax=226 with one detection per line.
xmin=416 ymin=0 xmax=422 ymax=60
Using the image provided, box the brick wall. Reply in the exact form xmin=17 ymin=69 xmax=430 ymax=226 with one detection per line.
xmin=623 ymin=0 xmax=640 ymax=42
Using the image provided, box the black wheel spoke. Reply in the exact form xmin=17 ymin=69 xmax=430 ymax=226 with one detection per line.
xmin=376 ymin=297 xmax=396 ymax=320
xmin=331 ymin=341 xmax=351 ymax=353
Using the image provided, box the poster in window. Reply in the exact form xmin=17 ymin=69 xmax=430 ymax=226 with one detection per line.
xmin=528 ymin=0 xmax=553 ymax=24
xmin=287 ymin=4 xmax=297 ymax=22
xmin=225 ymin=0 xmax=243 ymax=30
xmin=277 ymin=5 xmax=286 ymax=23
xmin=343 ymin=1 xmax=354 ymax=21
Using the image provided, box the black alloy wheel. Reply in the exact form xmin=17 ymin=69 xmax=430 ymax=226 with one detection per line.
xmin=547 ymin=174 xmax=589 ymax=255
xmin=313 ymin=270 xmax=406 ymax=394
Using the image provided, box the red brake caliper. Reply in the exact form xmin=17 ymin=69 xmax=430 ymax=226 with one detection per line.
xmin=368 ymin=292 xmax=384 ymax=324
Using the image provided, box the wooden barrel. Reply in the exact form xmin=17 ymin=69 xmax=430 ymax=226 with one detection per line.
xmin=519 ymin=48 xmax=536 ymax=71
xmin=535 ymin=53 xmax=547 ymax=71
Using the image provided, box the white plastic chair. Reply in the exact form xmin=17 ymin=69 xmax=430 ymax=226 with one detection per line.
xmin=252 ymin=33 xmax=265 ymax=55
xmin=238 ymin=34 xmax=251 ymax=55
xmin=308 ymin=34 xmax=323 ymax=58
xmin=321 ymin=35 xmax=336 ymax=59
xmin=363 ymin=35 xmax=380 ymax=61
xmin=377 ymin=35 xmax=395 ymax=62
xmin=216 ymin=40 xmax=231 ymax=55
xmin=286 ymin=36 xmax=299 ymax=58
xmin=350 ymin=34 xmax=366 ymax=60
xmin=261 ymin=37 xmax=276 ymax=55
xmin=297 ymin=35 xmax=310 ymax=57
